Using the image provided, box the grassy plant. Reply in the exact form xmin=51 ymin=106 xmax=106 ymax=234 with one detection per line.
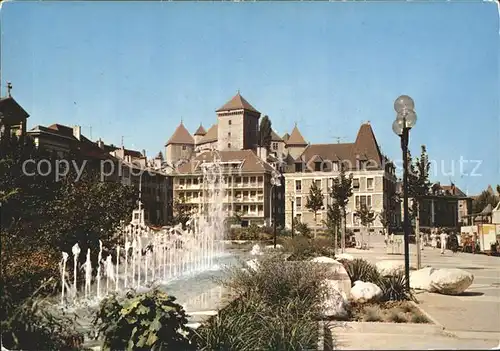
xmin=341 ymin=258 xmax=380 ymax=286
xmin=92 ymin=289 xmax=196 ymax=351
xmin=376 ymin=272 xmax=414 ymax=302
xmin=283 ymin=236 xmax=336 ymax=261
xmin=197 ymin=255 xmax=329 ymax=350
xmin=386 ymin=310 xmax=408 ymax=323
xmin=410 ymin=313 xmax=430 ymax=324
xmin=362 ymin=305 xmax=384 ymax=322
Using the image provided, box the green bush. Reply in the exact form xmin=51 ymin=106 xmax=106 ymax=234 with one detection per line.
xmin=92 ymin=289 xmax=196 ymax=351
xmin=1 ymin=279 xmax=84 ymax=351
xmin=376 ymin=272 xmax=414 ymax=302
xmin=284 ymin=236 xmax=336 ymax=261
xmin=294 ymin=219 xmax=312 ymax=238
xmin=341 ymin=259 xmax=380 ymax=286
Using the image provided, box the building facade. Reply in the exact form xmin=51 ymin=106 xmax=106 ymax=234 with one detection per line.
xmin=283 ymin=123 xmax=399 ymax=233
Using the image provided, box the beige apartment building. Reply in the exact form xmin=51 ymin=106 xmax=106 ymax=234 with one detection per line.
xmin=283 ymin=123 xmax=399 ymax=233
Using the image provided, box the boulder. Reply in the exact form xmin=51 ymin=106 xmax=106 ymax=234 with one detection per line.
xmin=429 ymin=268 xmax=474 ymax=295
xmin=410 ymin=267 xmax=437 ymax=291
xmin=376 ymin=260 xmax=406 ymax=276
xmin=310 ymin=257 xmax=351 ymax=297
xmin=250 ymin=244 xmax=263 ymax=256
xmin=350 ymin=280 xmax=382 ymax=303
xmin=322 ymin=281 xmax=350 ymax=319
xmin=336 ymin=253 xmax=354 ymax=261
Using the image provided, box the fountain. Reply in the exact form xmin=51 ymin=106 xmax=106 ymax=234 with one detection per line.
xmin=59 ymin=152 xmax=232 ymax=309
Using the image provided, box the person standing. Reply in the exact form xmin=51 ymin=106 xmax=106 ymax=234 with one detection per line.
xmin=440 ymin=230 xmax=448 ymax=254
xmin=384 ymin=230 xmax=389 ymax=248
xmin=420 ymin=231 xmax=425 ymax=251
xmin=431 ymin=228 xmax=437 ymax=250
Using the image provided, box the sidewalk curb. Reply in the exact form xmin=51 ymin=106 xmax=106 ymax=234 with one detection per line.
xmin=410 ymin=300 xmax=445 ymax=331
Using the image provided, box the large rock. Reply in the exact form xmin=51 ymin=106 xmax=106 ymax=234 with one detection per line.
xmin=350 ymin=280 xmax=382 ymax=303
xmin=429 ymin=268 xmax=474 ymax=295
xmin=250 ymin=244 xmax=263 ymax=256
xmin=410 ymin=267 xmax=437 ymax=291
xmin=322 ymin=281 xmax=350 ymax=319
xmin=310 ymin=257 xmax=351 ymax=297
xmin=376 ymin=260 xmax=406 ymax=276
xmin=336 ymin=253 xmax=354 ymax=261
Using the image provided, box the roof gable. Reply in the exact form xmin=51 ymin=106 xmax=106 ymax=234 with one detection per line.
xmin=216 ymin=92 xmax=259 ymax=113
xmin=0 ymin=97 xmax=30 ymax=121
xmin=270 ymin=129 xmax=283 ymax=142
xmin=166 ymin=122 xmax=194 ymax=146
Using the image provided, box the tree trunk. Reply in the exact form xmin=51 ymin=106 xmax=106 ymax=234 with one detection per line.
xmin=314 ymin=212 xmax=317 ymax=239
xmin=334 ymin=224 xmax=338 ymax=255
xmin=341 ymin=208 xmax=346 ymax=253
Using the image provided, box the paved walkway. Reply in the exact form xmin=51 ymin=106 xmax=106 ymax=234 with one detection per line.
xmin=332 ymin=234 xmax=500 ymax=349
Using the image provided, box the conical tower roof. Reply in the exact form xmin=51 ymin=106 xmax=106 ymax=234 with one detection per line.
xmin=287 ymin=125 xmax=307 ymax=146
xmin=194 ymin=124 xmax=207 ymax=136
xmin=166 ymin=122 xmax=194 ymax=146
xmin=216 ymin=92 xmax=259 ymax=113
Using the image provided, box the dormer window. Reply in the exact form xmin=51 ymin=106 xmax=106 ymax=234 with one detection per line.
xmin=314 ymin=162 xmax=321 ymax=171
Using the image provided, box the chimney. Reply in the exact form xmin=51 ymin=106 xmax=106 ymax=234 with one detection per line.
xmin=142 ymin=149 xmax=147 ymax=158
xmin=97 ymin=138 xmax=104 ymax=149
xmin=73 ymin=125 xmax=81 ymax=141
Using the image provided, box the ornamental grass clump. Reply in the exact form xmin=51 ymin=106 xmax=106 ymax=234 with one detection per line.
xmin=195 ymin=255 xmax=330 ymax=350
xmin=341 ymin=258 xmax=380 ymax=286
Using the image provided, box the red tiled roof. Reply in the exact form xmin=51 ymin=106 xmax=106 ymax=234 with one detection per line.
xmin=216 ymin=92 xmax=259 ymax=113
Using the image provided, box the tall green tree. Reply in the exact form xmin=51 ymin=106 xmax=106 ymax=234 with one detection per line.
xmin=258 ymin=115 xmax=272 ymax=150
xmin=305 ymin=181 xmax=324 ymax=238
xmin=323 ymin=201 xmax=342 ymax=249
xmin=330 ymin=166 xmax=353 ymax=251
xmin=472 ymin=188 xmax=499 ymax=213
xmin=355 ymin=204 xmax=376 ymax=247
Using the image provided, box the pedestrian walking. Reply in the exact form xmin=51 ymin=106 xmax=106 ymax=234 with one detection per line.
xmin=440 ymin=230 xmax=448 ymax=254
xmin=431 ymin=229 xmax=437 ymax=250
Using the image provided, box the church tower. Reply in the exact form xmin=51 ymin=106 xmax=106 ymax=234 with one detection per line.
xmin=215 ymin=92 xmax=261 ymax=151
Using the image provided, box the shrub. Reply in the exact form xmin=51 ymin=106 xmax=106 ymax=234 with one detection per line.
xmin=341 ymin=259 xmax=380 ymax=286
xmin=362 ymin=305 xmax=383 ymax=322
xmin=197 ymin=255 xmax=329 ymax=350
xmin=294 ymin=220 xmax=312 ymax=238
xmin=386 ymin=310 xmax=407 ymax=323
xmin=376 ymin=272 xmax=414 ymax=302
xmin=284 ymin=236 xmax=336 ymax=261
xmin=1 ymin=279 xmax=84 ymax=351
xmin=92 ymin=289 xmax=196 ymax=351
xmin=410 ymin=313 xmax=429 ymax=324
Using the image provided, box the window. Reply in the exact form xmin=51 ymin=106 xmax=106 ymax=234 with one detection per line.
xmin=295 ymin=180 xmax=302 ymax=192
xmin=228 ymin=143 xmax=231 ymax=148
xmin=367 ymin=178 xmax=374 ymax=190
xmin=229 ymin=120 xmax=232 ymax=125
xmin=332 ymin=162 xmax=339 ymax=171
xmin=315 ymin=162 xmax=321 ymax=171
xmin=355 ymin=195 xmax=372 ymax=209
xmin=296 ymin=197 xmax=302 ymax=210
xmin=353 ymin=178 xmax=360 ymax=191
xmin=272 ymin=142 xmax=278 ymax=150
xmin=295 ymin=163 xmax=303 ymax=172
xmin=296 ymin=213 xmax=302 ymax=222
xmin=182 ymin=145 xmax=187 ymax=150
xmin=228 ymin=132 xmax=231 ymax=137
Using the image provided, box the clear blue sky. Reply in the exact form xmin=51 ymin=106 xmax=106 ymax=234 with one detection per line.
xmin=1 ymin=1 xmax=498 ymax=194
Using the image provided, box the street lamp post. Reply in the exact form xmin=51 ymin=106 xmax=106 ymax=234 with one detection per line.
xmin=271 ymin=171 xmax=282 ymax=248
xmin=392 ymin=95 xmax=418 ymax=292
xmin=341 ymin=173 xmax=354 ymax=254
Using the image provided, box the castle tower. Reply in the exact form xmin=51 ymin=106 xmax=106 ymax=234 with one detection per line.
xmin=165 ymin=121 xmax=195 ymax=166
xmin=193 ymin=124 xmax=207 ymax=146
xmin=286 ymin=124 xmax=308 ymax=159
xmin=215 ymin=92 xmax=261 ymax=151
